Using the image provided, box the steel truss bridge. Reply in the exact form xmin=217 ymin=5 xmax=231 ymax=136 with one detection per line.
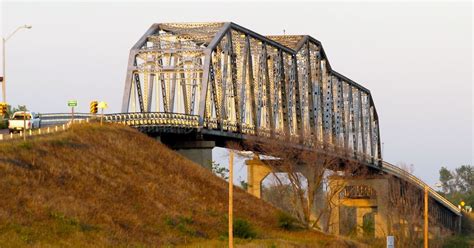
xmin=39 ymin=22 xmax=461 ymax=232
xmin=121 ymin=22 xmax=381 ymax=165
xmin=118 ymin=22 xmax=460 ymax=231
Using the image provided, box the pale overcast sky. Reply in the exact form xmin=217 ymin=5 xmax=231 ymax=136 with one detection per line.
xmin=1 ymin=1 xmax=472 ymax=187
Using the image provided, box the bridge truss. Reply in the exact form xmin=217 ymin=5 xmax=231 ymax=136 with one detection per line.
xmin=122 ymin=22 xmax=382 ymax=165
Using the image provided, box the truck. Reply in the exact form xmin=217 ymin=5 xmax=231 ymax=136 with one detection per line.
xmin=8 ymin=111 xmax=41 ymax=133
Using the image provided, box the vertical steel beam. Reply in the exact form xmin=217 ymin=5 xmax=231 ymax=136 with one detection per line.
xmin=305 ymin=42 xmax=316 ymax=139
xmin=198 ymin=50 xmax=212 ymax=126
xmin=156 ymin=42 xmax=169 ymax=113
xmin=368 ymin=105 xmax=375 ymax=162
xmin=350 ymin=86 xmax=358 ymax=157
xmin=220 ymin=41 xmax=229 ymax=130
xmin=147 ymin=74 xmax=155 ymax=112
xmin=256 ymin=44 xmax=265 ymax=128
xmin=332 ymin=76 xmax=343 ymax=147
xmin=190 ymin=57 xmax=202 ymax=115
xmin=358 ymin=91 xmax=367 ymax=159
xmin=239 ymin=36 xmax=249 ymax=126
xmin=169 ymin=54 xmax=178 ymax=112
xmin=292 ymin=54 xmax=303 ymax=138
xmin=272 ymin=50 xmax=281 ymax=131
xmin=322 ymin=62 xmax=333 ymax=146
xmin=210 ymin=55 xmax=220 ymax=123
xmin=227 ymin=31 xmax=240 ymax=131
xmin=315 ymin=50 xmax=324 ymax=145
xmin=279 ymin=50 xmax=289 ymax=137
xmin=263 ymin=44 xmax=274 ymax=135
xmin=340 ymin=81 xmax=348 ymax=151
xmin=247 ymin=37 xmax=258 ymax=132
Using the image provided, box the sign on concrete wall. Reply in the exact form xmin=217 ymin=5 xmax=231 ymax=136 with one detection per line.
xmin=387 ymin=236 xmax=394 ymax=248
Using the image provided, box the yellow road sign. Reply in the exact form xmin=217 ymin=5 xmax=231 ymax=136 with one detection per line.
xmin=98 ymin=101 xmax=108 ymax=109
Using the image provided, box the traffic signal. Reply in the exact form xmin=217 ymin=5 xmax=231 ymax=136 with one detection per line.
xmin=90 ymin=101 xmax=98 ymax=114
xmin=0 ymin=102 xmax=7 ymax=116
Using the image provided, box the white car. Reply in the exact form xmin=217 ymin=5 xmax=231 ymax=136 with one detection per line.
xmin=8 ymin=111 xmax=41 ymax=133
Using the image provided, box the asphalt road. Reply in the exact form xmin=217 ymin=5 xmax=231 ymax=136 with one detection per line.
xmin=0 ymin=129 xmax=9 ymax=135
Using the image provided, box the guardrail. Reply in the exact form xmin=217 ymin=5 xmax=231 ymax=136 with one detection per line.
xmin=0 ymin=119 xmax=89 ymax=142
xmin=382 ymin=161 xmax=461 ymax=215
xmin=104 ymin=112 xmax=199 ymax=128
xmin=39 ymin=113 xmax=93 ymax=126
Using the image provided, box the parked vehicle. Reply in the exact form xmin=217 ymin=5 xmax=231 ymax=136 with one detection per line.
xmin=8 ymin=111 xmax=41 ymax=133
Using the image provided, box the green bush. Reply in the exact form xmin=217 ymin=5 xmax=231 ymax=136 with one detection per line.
xmin=442 ymin=235 xmax=471 ymax=248
xmin=0 ymin=118 xmax=7 ymax=129
xmin=233 ymin=218 xmax=256 ymax=239
xmin=277 ymin=212 xmax=299 ymax=231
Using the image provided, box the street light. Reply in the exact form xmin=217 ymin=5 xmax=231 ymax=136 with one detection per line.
xmin=2 ymin=24 xmax=32 ymax=103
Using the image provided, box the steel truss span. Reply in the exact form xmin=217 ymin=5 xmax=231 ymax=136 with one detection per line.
xmin=121 ymin=22 xmax=382 ymax=165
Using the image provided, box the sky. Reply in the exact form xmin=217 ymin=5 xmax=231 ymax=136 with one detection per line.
xmin=1 ymin=1 xmax=472 ymax=187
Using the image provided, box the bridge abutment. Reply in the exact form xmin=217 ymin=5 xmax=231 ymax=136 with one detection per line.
xmin=169 ymin=140 xmax=215 ymax=170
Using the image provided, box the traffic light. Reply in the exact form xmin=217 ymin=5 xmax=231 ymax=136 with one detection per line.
xmin=90 ymin=101 xmax=98 ymax=114
xmin=0 ymin=102 xmax=7 ymax=116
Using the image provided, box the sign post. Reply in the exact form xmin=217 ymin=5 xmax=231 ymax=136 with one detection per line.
xmin=228 ymin=150 xmax=234 ymax=248
xmin=98 ymin=101 xmax=108 ymax=125
xmin=68 ymin=100 xmax=77 ymax=124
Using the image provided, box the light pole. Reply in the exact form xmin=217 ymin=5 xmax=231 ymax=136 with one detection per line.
xmin=2 ymin=24 xmax=32 ymax=103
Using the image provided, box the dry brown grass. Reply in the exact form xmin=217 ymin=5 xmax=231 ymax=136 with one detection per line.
xmin=0 ymin=123 xmax=358 ymax=247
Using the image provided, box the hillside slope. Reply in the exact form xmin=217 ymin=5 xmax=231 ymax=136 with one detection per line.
xmin=0 ymin=124 xmax=352 ymax=247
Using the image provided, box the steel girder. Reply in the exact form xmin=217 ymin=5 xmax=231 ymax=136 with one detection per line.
xmin=121 ymin=22 xmax=382 ymax=164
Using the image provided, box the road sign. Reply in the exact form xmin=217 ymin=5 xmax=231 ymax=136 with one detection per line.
xmin=68 ymin=100 xmax=77 ymax=107
xmin=98 ymin=101 xmax=108 ymax=109
xmin=387 ymin=236 xmax=394 ymax=248
xmin=90 ymin=101 xmax=98 ymax=114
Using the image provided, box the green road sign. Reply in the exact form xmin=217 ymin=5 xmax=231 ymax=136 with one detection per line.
xmin=68 ymin=100 xmax=77 ymax=107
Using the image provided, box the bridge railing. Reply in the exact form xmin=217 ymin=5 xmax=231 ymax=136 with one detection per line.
xmin=104 ymin=112 xmax=199 ymax=128
xmin=382 ymin=161 xmax=461 ymax=215
xmin=0 ymin=119 xmax=89 ymax=142
xmin=39 ymin=113 xmax=93 ymax=126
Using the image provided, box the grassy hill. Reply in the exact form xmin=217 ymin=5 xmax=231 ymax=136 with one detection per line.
xmin=0 ymin=123 xmax=355 ymax=247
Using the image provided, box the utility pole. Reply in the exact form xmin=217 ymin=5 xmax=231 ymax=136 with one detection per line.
xmin=424 ymin=185 xmax=429 ymax=248
xmin=228 ymin=150 xmax=234 ymax=248
xmin=2 ymin=25 xmax=32 ymax=103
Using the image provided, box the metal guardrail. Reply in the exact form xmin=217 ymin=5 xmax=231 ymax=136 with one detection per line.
xmin=39 ymin=113 xmax=92 ymax=126
xmin=104 ymin=112 xmax=199 ymax=128
xmin=382 ymin=161 xmax=461 ymax=216
xmin=0 ymin=119 xmax=90 ymax=142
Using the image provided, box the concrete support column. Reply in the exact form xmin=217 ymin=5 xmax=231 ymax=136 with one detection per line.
xmin=173 ymin=141 xmax=215 ymax=170
xmin=246 ymin=157 xmax=272 ymax=198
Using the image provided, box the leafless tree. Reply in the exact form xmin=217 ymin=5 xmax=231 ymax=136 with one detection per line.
xmin=386 ymin=163 xmax=425 ymax=247
xmin=238 ymin=138 xmax=367 ymax=231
